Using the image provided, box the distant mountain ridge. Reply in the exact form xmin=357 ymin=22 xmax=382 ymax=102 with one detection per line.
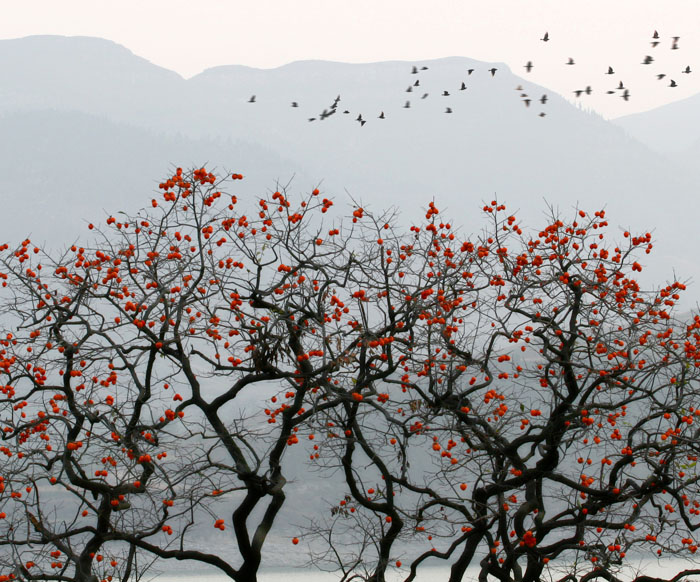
xmin=1 ymin=35 xmax=699 ymax=295
xmin=613 ymin=91 xmax=700 ymax=155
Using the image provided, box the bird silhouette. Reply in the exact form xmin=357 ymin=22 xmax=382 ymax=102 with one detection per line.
xmin=541 ymin=32 xmax=549 ymax=42
xmin=291 ymin=102 xmax=299 ymax=107
xmin=606 ymin=66 xmax=614 ymax=75
xmin=445 ymin=107 xmax=453 ymax=113
xmin=489 ymin=68 xmax=497 ymax=76
xmin=617 ymin=80 xmax=625 ymax=89
xmin=248 ymin=95 xmax=256 ymax=103
xmin=359 ymin=120 xmax=366 ymax=127
xmin=642 ymin=55 xmax=654 ymax=64
xmin=421 ymin=93 xmax=429 ymax=99
xmin=657 ymin=74 xmax=666 ymax=80
xmin=585 ymin=86 xmax=592 ymax=95
xmin=539 ymin=112 xmax=546 ymax=117
xmin=411 ymin=66 xmax=419 ymax=74
xmin=566 ymin=58 xmax=575 ymax=65
xmin=523 ymin=99 xmax=531 ymax=107
xmin=343 ymin=110 xmax=350 ymax=114
xmin=378 ymin=111 xmax=385 ymax=119
xmin=308 ymin=118 xmax=316 ymax=122
xmin=406 ymin=85 xmax=413 ymax=92
xmin=621 ymin=89 xmax=630 ymax=101
xmin=540 ymin=94 xmax=548 ymax=104
xmin=356 ymin=114 xmax=363 ymax=122
xmin=672 ymin=36 xmax=680 ymax=50
xmin=421 ymin=66 xmax=429 ymax=70
xmin=669 ymin=79 xmax=678 ymax=87
xmin=525 ymin=61 xmax=533 ymax=72
xmin=683 ymin=66 xmax=692 ymax=74
xmin=403 ymin=101 xmax=411 ymax=108
xmin=414 ymin=79 xmax=420 ymax=86
xmin=442 ymin=90 xmax=450 ymax=96
xmin=467 ymin=69 xmax=474 ymax=75
xmin=515 ymin=85 xmax=523 ymax=91
xmin=460 ymin=82 xmax=467 ymax=90
xmin=653 ymin=30 xmax=659 ymax=39
xmin=651 ymin=41 xmax=660 ymax=48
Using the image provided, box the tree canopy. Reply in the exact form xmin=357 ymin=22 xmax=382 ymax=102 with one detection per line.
xmin=1 ymin=167 xmax=700 ymax=582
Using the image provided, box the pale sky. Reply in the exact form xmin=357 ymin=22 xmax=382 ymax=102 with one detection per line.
xmin=3 ymin=0 xmax=700 ymax=118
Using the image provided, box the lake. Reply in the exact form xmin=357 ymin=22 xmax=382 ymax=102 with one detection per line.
xmin=153 ymin=557 xmax=700 ymax=581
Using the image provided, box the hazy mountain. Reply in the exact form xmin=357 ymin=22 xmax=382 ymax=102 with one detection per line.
xmin=2 ymin=35 xmax=698 ymax=294
xmin=0 ymin=110 xmax=312 ymax=247
xmin=613 ymin=92 xmax=700 ymax=157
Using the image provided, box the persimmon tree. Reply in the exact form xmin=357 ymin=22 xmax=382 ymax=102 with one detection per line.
xmin=303 ymin=203 xmax=700 ymax=582
xmin=1 ymin=166 xmax=700 ymax=582
xmin=0 ymin=167 xmax=467 ymax=582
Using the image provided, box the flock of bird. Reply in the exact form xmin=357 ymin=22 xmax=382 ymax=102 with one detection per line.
xmin=244 ymin=31 xmax=692 ymax=127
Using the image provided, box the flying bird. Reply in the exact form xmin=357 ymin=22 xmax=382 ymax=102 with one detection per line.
xmin=308 ymin=118 xmax=316 ymax=122
xmin=621 ymin=89 xmax=630 ymax=101
xmin=539 ymin=112 xmax=546 ymax=117
xmin=291 ymin=102 xmax=299 ymax=108
xmin=414 ymin=79 xmax=420 ymax=86
xmin=672 ymin=36 xmax=680 ymax=49
xmin=489 ymin=68 xmax=497 ymax=76
xmin=411 ymin=66 xmax=419 ymax=74
xmin=683 ymin=66 xmax=692 ymax=74
xmin=651 ymin=41 xmax=660 ymax=48
xmin=642 ymin=55 xmax=654 ymax=64
xmin=421 ymin=66 xmax=429 ymax=70
xmin=467 ymin=69 xmax=475 ymax=75
xmin=669 ymin=79 xmax=678 ymax=87
xmin=248 ymin=95 xmax=256 ymax=103
xmin=442 ymin=90 xmax=450 ymax=96
xmin=606 ymin=66 xmax=614 ymax=75
xmin=525 ymin=61 xmax=533 ymax=72
xmin=421 ymin=93 xmax=429 ymax=99
xmin=653 ymin=30 xmax=659 ymax=39
xmin=573 ymin=89 xmax=584 ymax=97
xmin=541 ymin=32 xmax=549 ymax=42
xmin=359 ymin=120 xmax=366 ymax=127
xmin=566 ymin=58 xmax=575 ymax=65
xmin=460 ymin=82 xmax=467 ymax=90
xmin=523 ymin=99 xmax=531 ymax=107
xmin=540 ymin=94 xmax=548 ymax=104
xmin=378 ymin=111 xmax=385 ymax=119
xmin=515 ymin=85 xmax=523 ymax=91
xmin=406 ymin=85 xmax=413 ymax=92
xmin=657 ymin=74 xmax=666 ymax=80
xmin=403 ymin=101 xmax=411 ymax=108
xmin=343 ymin=110 xmax=350 ymax=114
xmin=585 ymin=86 xmax=592 ymax=95
xmin=445 ymin=107 xmax=453 ymax=113
xmin=356 ymin=114 xmax=363 ymax=122
xmin=617 ymin=80 xmax=625 ymax=89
